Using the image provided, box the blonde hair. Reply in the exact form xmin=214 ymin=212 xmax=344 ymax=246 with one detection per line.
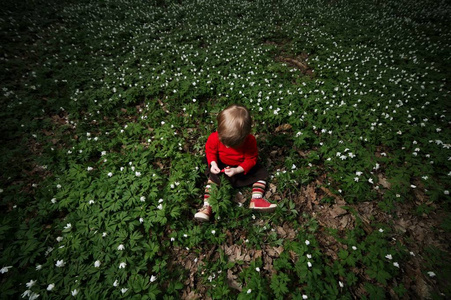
xmin=217 ymin=104 xmax=252 ymax=147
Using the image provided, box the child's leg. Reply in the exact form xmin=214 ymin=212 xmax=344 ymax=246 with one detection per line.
xmin=252 ymin=180 xmax=266 ymax=198
xmin=203 ymin=179 xmax=215 ymax=206
xmin=195 ymin=179 xmax=215 ymax=221
xmin=250 ymin=180 xmax=277 ymax=212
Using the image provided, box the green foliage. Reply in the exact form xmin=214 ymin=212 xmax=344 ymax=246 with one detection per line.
xmin=0 ymin=0 xmax=450 ymax=298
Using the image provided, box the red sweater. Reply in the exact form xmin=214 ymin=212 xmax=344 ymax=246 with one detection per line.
xmin=205 ymin=132 xmax=258 ymax=174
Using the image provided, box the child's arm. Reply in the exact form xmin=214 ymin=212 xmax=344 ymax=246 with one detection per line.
xmin=224 ymin=166 xmax=244 ymax=177
xmin=210 ymin=161 xmax=221 ymax=174
xmin=238 ymin=135 xmax=258 ymax=174
xmin=205 ymin=132 xmax=221 ymax=174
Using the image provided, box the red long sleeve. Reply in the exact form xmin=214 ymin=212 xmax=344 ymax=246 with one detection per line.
xmin=205 ymin=132 xmax=258 ymax=174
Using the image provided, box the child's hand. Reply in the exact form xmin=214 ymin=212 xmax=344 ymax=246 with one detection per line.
xmin=224 ymin=166 xmax=244 ymax=177
xmin=210 ymin=161 xmax=221 ymax=174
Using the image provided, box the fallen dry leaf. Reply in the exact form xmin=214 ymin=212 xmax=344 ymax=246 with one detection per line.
xmin=227 ymin=269 xmax=242 ymax=291
xmin=233 ymin=192 xmax=246 ymax=204
xmin=275 ymin=123 xmax=292 ymax=133
xmin=306 ymin=184 xmax=318 ymax=204
xmin=377 ymin=173 xmax=391 ymax=189
xmin=329 ymin=205 xmax=348 ymax=218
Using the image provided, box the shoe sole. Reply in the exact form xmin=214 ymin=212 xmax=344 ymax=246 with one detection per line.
xmin=194 ymin=213 xmax=210 ymax=222
xmin=249 ymin=206 xmax=277 ymax=213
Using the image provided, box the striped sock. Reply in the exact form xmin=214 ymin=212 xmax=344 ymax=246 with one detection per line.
xmin=252 ymin=180 xmax=266 ymax=199
xmin=203 ymin=180 xmax=215 ymax=206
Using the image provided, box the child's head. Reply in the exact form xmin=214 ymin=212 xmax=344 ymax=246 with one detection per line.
xmin=217 ymin=104 xmax=252 ymax=148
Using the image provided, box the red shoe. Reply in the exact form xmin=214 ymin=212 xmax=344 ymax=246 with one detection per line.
xmin=194 ymin=205 xmax=212 ymax=222
xmin=249 ymin=198 xmax=277 ymax=212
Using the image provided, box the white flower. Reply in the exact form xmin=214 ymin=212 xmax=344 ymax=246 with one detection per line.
xmin=119 ymin=262 xmax=126 ymax=269
xmin=410 ymin=251 xmax=415 ymax=256
xmin=102 ymin=232 xmax=107 ymax=237
xmin=302 ymin=295 xmax=308 ymax=299
xmin=22 ymin=290 xmax=31 ymax=298
xmin=139 ymin=218 xmax=144 ymax=223
xmin=64 ymin=223 xmax=72 ymax=230
xmin=211 ymin=230 xmax=216 ymax=235
xmin=113 ymin=279 xmax=119 ymax=287
xmin=36 ymin=265 xmax=42 ymax=271
xmin=94 ymin=260 xmax=101 ymax=268
xmin=150 ymin=275 xmax=157 ymax=283
xmin=256 ymin=267 xmax=260 ymax=272
xmin=88 ymin=200 xmax=95 ymax=205
xmin=117 ymin=244 xmax=125 ymax=251
xmin=445 ymin=190 xmax=449 ymax=195
xmin=0 ymin=266 xmax=12 ymax=273
xmin=379 ymin=228 xmax=384 ymax=233
xmin=170 ymin=237 xmax=175 ymax=242
xmin=307 ymin=254 xmax=312 ymax=259
xmin=55 ymin=260 xmax=65 ymax=267
xmin=354 ymin=177 xmax=359 ymax=182
xmin=51 ymin=198 xmax=57 ymax=204
xmin=305 ymin=240 xmax=310 ymax=245
xmin=427 ymin=271 xmax=436 ymax=277
xmin=26 ymin=280 xmax=36 ymax=288
xmin=87 ymin=167 xmax=93 ymax=171
xmin=356 ymin=171 xmax=363 ymax=176
xmin=121 ymin=288 xmax=128 ymax=294
xmin=339 ymin=281 xmax=344 ymax=288
xmin=71 ymin=289 xmax=78 ymax=296
xmin=385 ymin=254 xmax=393 ymax=260
xmin=393 ymin=262 xmax=400 ymax=268
xmin=29 ymin=292 xmax=39 ymax=300
xmin=140 ymin=196 xmax=146 ymax=202
xmin=56 ymin=184 xmax=61 ymax=189
xmin=307 ymin=262 xmax=312 ymax=268
xmin=247 ymin=289 xmax=252 ymax=294
xmin=158 ymin=198 xmax=164 ymax=203
xmin=45 ymin=247 xmax=54 ymax=256
xmin=368 ymin=178 xmax=374 ymax=184
xmin=107 ymin=172 xmax=113 ymax=177
xmin=135 ymin=171 xmax=141 ymax=177
xmin=47 ymin=283 xmax=55 ymax=291
xmin=157 ymin=204 xmax=163 ymax=210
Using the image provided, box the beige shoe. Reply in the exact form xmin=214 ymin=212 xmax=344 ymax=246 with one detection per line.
xmin=194 ymin=205 xmax=212 ymax=222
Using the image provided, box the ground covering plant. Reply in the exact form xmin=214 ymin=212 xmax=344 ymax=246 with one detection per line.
xmin=1 ymin=0 xmax=450 ymax=298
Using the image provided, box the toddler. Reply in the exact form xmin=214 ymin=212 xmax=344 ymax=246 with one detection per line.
xmin=194 ymin=104 xmax=277 ymax=222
